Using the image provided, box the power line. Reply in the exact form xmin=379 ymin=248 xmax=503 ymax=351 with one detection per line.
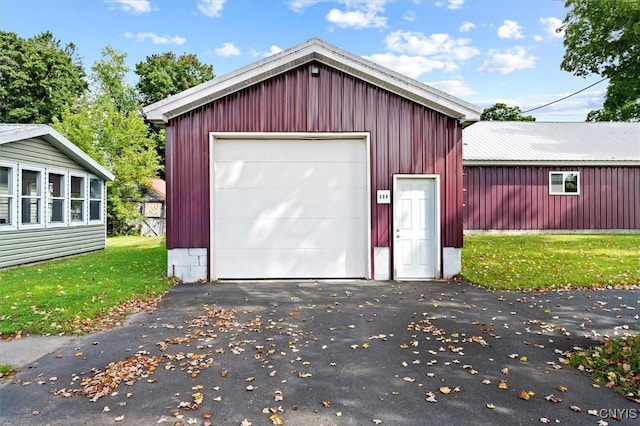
xmin=521 ymin=77 xmax=608 ymax=113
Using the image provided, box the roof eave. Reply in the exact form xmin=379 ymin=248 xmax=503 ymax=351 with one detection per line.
xmin=463 ymin=160 xmax=640 ymax=167
xmin=143 ymin=39 xmax=482 ymax=125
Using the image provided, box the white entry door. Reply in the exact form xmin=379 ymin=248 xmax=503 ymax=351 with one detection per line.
xmin=393 ymin=176 xmax=439 ymax=279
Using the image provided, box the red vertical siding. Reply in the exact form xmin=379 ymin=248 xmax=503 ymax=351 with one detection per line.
xmin=164 ymin=62 xmax=464 ymax=276
xmin=464 ymin=166 xmax=640 ymax=230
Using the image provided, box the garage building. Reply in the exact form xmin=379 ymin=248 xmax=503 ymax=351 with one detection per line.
xmin=143 ymin=38 xmax=481 ymax=282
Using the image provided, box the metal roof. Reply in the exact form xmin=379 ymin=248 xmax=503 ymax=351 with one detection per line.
xmin=463 ymin=121 xmax=640 ymax=166
xmin=143 ymin=38 xmax=482 ymax=125
xmin=0 ymin=123 xmax=115 ymax=180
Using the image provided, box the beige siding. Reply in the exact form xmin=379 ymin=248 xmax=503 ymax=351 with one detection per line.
xmin=0 ymin=138 xmax=87 ymax=172
xmin=0 ymin=225 xmax=106 ymax=268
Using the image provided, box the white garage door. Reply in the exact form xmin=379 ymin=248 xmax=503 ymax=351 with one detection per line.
xmin=211 ymin=135 xmax=368 ymax=279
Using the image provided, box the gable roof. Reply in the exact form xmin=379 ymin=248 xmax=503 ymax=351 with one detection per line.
xmin=143 ymin=38 xmax=482 ymax=126
xmin=0 ymin=124 xmax=115 ymax=181
xmin=463 ymin=121 xmax=640 ymax=166
xmin=149 ymin=178 xmax=166 ymax=199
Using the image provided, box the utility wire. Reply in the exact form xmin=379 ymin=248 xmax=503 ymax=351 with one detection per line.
xmin=521 ymin=77 xmax=608 ymax=113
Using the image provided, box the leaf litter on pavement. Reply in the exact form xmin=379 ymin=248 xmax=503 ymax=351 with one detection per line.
xmin=20 ymin=282 xmax=634 ymax=424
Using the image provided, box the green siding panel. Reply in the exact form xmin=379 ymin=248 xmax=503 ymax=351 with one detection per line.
xmin=0 ymin=138 xmax=86 ymax=172
xmin=0 ymin=225 xmax=106 ymax=268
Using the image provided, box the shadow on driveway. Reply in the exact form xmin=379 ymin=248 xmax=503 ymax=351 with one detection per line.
xmin=1 ymin=281 xmax=638 ymax=425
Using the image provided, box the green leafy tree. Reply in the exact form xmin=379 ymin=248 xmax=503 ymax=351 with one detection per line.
xmin=481 ymin=103 xmax=536 ymax=121
xmin=53 ymin=47 xmax=159 ymax=235
xmin=0 ymin=31 xmax=87 ymax=123
xmin=135 ymin=52 xmax=214 ymax=106
xmin=135 ymin=52 xmax=214 ymax=177
xmin=560 ymin=0 xmax=640 ymax=121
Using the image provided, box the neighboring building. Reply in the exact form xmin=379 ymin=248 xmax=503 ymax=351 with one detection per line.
xmin=144 ymin=38 xmax=481 ymax=282
xmin=138 ymin=178 xmax=166 ymax=237
xmin=463 ymin=121 xmax=640 ymax=232
xmin=0 ymin=124 xmax=114 ymax=268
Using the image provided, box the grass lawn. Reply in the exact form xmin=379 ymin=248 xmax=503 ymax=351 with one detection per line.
xmin=461 ymin=234 xmax=640 ymax=291
xmin=0 ymin=236 xmax=173 ymax=337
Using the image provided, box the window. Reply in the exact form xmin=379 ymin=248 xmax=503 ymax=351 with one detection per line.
xmin=89 ymin=177 xmax=103 ymax=222
xmin=549 ymin=171 xmax=579 ymax=195
xmin=47 ymin=172 xmax=66 ymax=225
xmin=20 ymin=168 xmax=43 ymax=226
xmin=70 ymin=174 xmax=85 ymax=223
xmin=0 ymin=164 xmax=16 ymax=229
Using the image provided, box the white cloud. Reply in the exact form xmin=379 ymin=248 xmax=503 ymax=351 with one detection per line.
xmin=287 ymin=0 xmax=323 ymax=12
xmin=459 ymin=21 xmax=476 ymax=32
xmin=109 ymin=0 xmax=151 ymax=14
xmin=364 ymin=53 xmax=458 ymax=79
xmin=214 ymin=42 xmax=240 ymax=56
xmin=251 ymin=45 xmax=284 ymax=58
xmin=404 ymin=10 xmax=416 ymax=22
xmin=124 ymin=32 xmax=186 ymax=45
xmin=539 ymin=17 xmax=564 ymax=38
xmin=447 ymin=0 xmax=464 ymax=9
xmin=197 ymin=0 xmax=226 ymax=17
xmin=327 ymin=1 xmax=388 ymax=29
xmin=497 ymin=19 xmax=524 ymax=39
xmin=427 ymin=79 xmax=476 ymax=97
xmin=478 ymin=46 xmax=536 ymax=74
xmin=384 ymin=30 xmax=480 ymax=61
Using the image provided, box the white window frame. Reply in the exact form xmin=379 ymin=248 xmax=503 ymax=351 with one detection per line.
xmin=46 ymin=169 xmax=68 ymax=227
xmin=0 ymin=162 xmax=18 ymax=231
xmin=18 ymin=165 xmax=45 ymax=229
xmin=549 ymin=171 xmax=580 ymax=195
xmin=69 ymin=172 xmax=88 ymax=226
xmin=88 ymin=175 xmax=105 ymax=224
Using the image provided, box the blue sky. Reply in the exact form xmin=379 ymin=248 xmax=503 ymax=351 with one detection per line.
xmin=1 ymin=0 xmax=608 ymax=121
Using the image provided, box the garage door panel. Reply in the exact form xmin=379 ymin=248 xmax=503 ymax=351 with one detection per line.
xmin=216 ymin=248 xmax=365 ymax=279
xmin=215 ymin=139 xmax=365 ymax=162
xmin=213 ymin=136 xmax=367 ymax=279
xmin=215 ymin=162 xmax=365 ymax=189
xmin=216 ymin=218 xmax=365 ymax=250
xmin=215 ymin=188 xmax=366 ymax=219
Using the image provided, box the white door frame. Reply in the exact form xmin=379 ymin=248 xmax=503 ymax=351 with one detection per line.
xmin=209 ymin=132 xmax=372 ymax=280
xmin=392 ymin=174 xmax=441 ymax=280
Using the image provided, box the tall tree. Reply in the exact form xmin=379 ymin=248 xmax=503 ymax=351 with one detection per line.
xmin=53 ymin=47 xmax=159 ymax=235
xmin=481 ymin=103 xmax=536 ymax=121
xmin=135 ymin=52 xmax=214 ymax=178
xmin=0 ymin=31 xmax=87 ymax=123
xmin=560 ymin=0 xmax=640 ymax=121
xmin=135 ymin=52 xmax=214 ymax=106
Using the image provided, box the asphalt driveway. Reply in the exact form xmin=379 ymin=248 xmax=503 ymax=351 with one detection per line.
xmin=1 ymin=281 xmax=638 ymax=425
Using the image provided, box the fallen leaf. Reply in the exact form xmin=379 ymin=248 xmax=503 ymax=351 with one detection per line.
xmin=425 ymin=392 xmax=437 ymax=403
xmin=569 ymin=405 xmax=581 ymax=412
xmin=245 ymin=377 xmax=255 ymax=382
xmin=115 ymin=415 xmax=125 ymax=422
xmin=498 ymin=381 xmax=509 ymax=389
xmin=322 ymin=401 xmax=331 ymax=408
xmin=501 ymin=368 xmax=509 ymax=375
xmin=588 ymin=410 xmax=599 ymax=416
xmin=439 ymin=386 xmax=451 ymax=394
xmin=220 ymin=369 xmax=228 ymax=377
xmin=486 ymin=403 xmax=495 ymax=409
xmin=482 ymin=379 xmax=491 ymax=385
xmin=373 ymin=420 xmax=382 ymax=425
xmin=544 ymin=394 xmax=561 ymax=403
xmin=557 ymin=385 xmax=567 ymax=392
xmin=519 ymin=390 xmax=531 ymax=400
xmin=192 ymin=392 xmax=204 ymax=405
xmin=246 ymin=385 xmax=255 ymax=391
xmin=240 ymin=420 xmax=252 ymax=426
xmin=402 ymin=377 xmax=415 ymax=383
xmin=540 ymin=418 xmax=550 ymax=424
xmin=520 ymin=356 xmax=528 ymax=362
xmin=597 ymin=420 xmax=608 ymax=426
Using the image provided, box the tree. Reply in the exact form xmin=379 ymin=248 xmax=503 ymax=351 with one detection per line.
xmin=560 ymin=0 xmax=640 ymax=121
xmin=481 ymin=103 xmax=536 ymax=121
xmin=135 ymin=52 xmax=214 ymax=106
xmin=135 ymin=52 xmax=214 ymax=178
xmin=53 ymin=47 xmax=159 ymax=235
xmin=0 ymin=31 xmax=87 ymax=124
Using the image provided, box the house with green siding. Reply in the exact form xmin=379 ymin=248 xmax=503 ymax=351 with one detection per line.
xmin=0 ymin=124 xmax=114 ymax=268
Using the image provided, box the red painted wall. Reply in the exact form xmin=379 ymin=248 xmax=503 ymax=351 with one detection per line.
xmin=464 ymin=166 xmax=640 ymax=230
xmin=165 ymin=62 xmax=464 ymax=275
